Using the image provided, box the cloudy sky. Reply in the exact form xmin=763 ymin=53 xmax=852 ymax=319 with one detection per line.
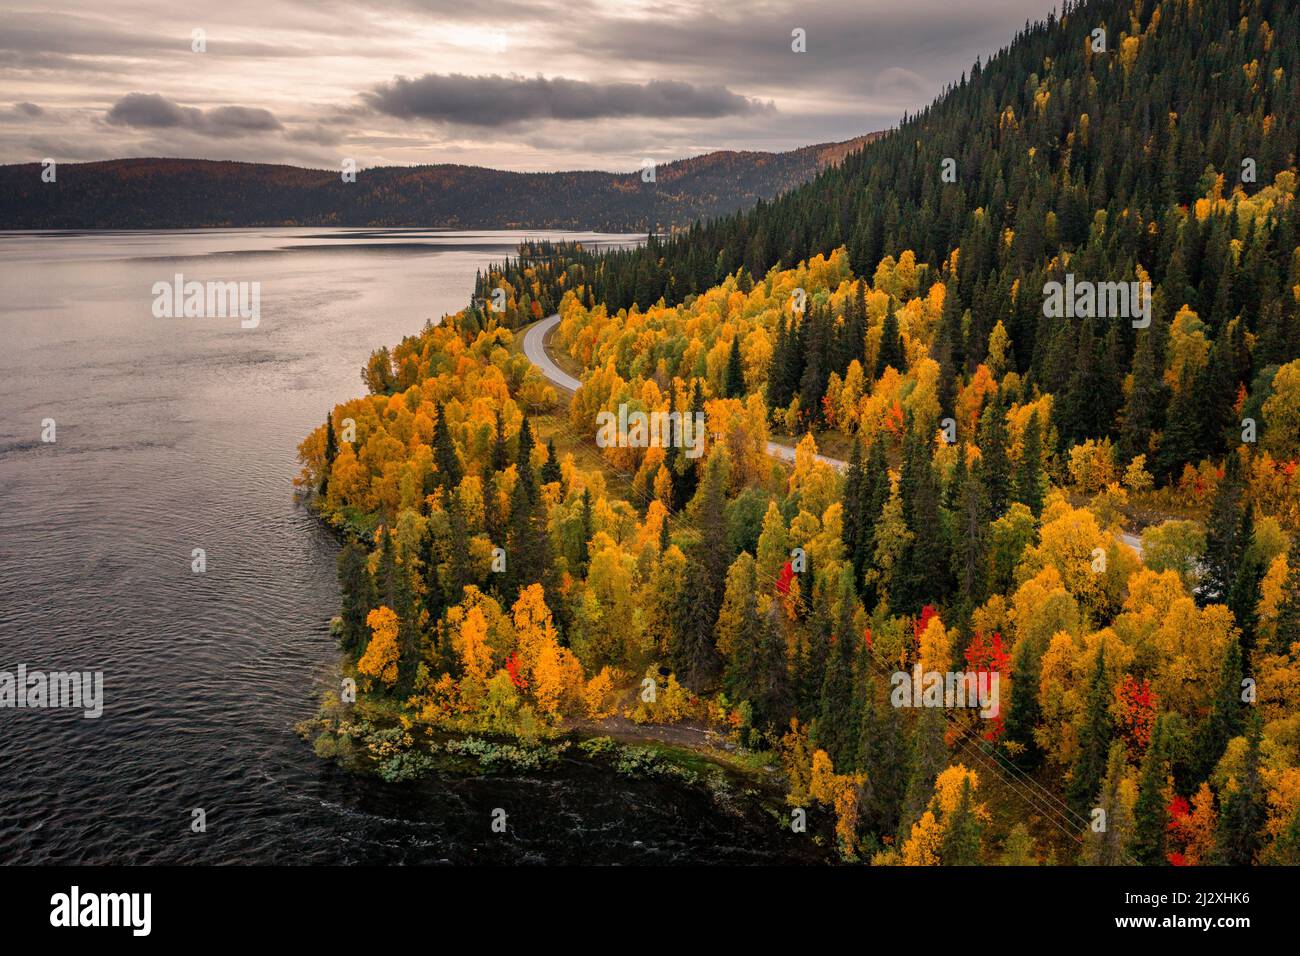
xmin=2 ymin=0 xmax=1062 ymax=172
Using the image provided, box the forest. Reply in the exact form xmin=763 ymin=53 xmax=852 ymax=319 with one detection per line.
xmin=298 ymin=0 xmax=1300 ymax=865
xmin=0 ymin=135 xmax=872 ymax=231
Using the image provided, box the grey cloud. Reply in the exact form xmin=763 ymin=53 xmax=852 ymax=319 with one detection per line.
xmin=563 ymin=0 xmax=1057 ymax=93
xmin=0 ymin=15 xmax=177 ymax=57
xmin=350 ymin=0 xmax=591 ymax=23
xmin=25 ymin=135 xmax=116 ymax=162
xmin=0 ymin=12 xmax=332 ymax=61
xmin=14 ymin=102 xmax=44 ymax=117
xmin=364 ymin=74 xmax=773 ymax=127
xmin=286 ymin=124 xmax=347 ymax=146
xmin=106 ymin=94 xmax=283 ymax=136
xmin=206 ymin=106 xmax=285 ymax=132
xmin=37 ymin=124 xmax=350 ymax=169
xmin=106 ymin=93 xmax=189 ymax=128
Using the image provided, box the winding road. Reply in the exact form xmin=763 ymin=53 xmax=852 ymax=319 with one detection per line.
xmin=522 ymin=313 xmax=583 ymax=393
xmin=524 ymin=314 xmax=845 ymax=469
xmin=522 ymin=314 xmax=1143 ymax=556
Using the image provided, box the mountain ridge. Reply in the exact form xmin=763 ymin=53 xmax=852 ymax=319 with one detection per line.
xmin=0 ymin=133 xmax=879 ymax=231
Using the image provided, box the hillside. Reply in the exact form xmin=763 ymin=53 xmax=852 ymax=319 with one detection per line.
xmin=489 ymin=0 xmax=1300 ymax=483
xmin=305 ymin=0 xmax=1300 ymax=866
xmin=0 ymin=134 xmax=877 ymax=231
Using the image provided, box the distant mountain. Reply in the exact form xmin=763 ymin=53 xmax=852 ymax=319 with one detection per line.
xmin=0 ymin=134 xmax=879 ymax=231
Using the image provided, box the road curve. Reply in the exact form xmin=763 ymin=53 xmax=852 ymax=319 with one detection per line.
xmin=522 ymin=314 xmax=582 ymax=393
xmin=523 ymin=314 xmax=847 ymax=470
xmin=520 ymin=315 xmax=1142 ymax=556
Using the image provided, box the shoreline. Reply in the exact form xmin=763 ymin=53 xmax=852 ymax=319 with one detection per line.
xmin=295 ymin=675 xmax=835 ymax=860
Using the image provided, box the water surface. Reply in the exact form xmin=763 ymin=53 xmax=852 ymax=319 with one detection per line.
xmin=0 ymin=228 xmax=825 ymax=864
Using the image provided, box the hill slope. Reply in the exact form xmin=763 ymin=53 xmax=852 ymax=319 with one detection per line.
xmin=498 ymin=0 xmax=1299 ymax=480
xmin=0 ymin=134 xmax=878 ymax=231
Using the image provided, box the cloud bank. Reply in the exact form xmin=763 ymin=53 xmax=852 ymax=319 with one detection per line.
xmin=364 ymin=74 xmax=773 ymax=127
xmin=106 ymin=93 xmax=283 ymax=137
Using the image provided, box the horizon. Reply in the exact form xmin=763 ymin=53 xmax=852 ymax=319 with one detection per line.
xmin=0 ymin=131 xmax=876 ymax=176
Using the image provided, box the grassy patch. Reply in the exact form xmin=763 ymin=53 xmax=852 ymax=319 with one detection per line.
xmin=531 ymin=409 xmax=639 ymax=504
xmin=769 ymin=427 xmax=854 ymax=461
xmin=541 ymin=322 xmax=587 ymax=383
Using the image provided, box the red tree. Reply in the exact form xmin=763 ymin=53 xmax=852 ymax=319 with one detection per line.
xmin=1116 ymin=674 xmax=1157 ymax=758
xmin=964 ymin=630 xmax=1009 ymax=742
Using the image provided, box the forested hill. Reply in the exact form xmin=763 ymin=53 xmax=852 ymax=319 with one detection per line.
xmin=508 ymin=0 xmax=1299 ymax=481
xmin=296 ymin=0 xmax=1300 ymax=865
xmin=0 ymin=134 xmax=877 ymax=230
xmin=583 ymin=0 xmax=1299 ymax=305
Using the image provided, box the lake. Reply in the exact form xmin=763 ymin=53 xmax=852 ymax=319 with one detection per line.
xmin=0 ymin=228 xmax=826 ymax=864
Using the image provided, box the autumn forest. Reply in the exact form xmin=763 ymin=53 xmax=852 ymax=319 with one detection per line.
xmin=297 ymin=0 xmax=1300 ymax=866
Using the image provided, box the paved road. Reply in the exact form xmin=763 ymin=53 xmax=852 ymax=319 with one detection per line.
xmin=520 ymin=314 xmax=1142 ymax=555
xmin=522 ymin=313 xmax=582 ymax=393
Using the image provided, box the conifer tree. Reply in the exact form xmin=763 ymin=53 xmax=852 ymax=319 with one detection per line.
xmin=942 ymin=437 xmax=967 ymax=513
xmin=754 ymin=604 xmax=792 ymax=728
xmin=799 ymin=305 xmax=830 ymax=426
xmin=765 ymin=313 xmax=793 ymax=412
xmin=817 ymin=571 xmax=861 ymax=771
xmin=977 ymin=398 xmax=1011 ymax=517
xmin=858 ymin=672 xmax=908 ymax=837
xmin=490 ymin=410 xmax=510 ymax=474
xmin=1068 ymin=648 xmax=1115 ymax=815
xmin=444 ymin=495 xmax=472 ymax=603
xmin=1203 ymin=455 xmax=1246 ymax=605
xmin=321 ymin=412 xmax=337 ymax=495
xmin=1270 ymin=533 xmax=1300 ymax=656
xmin=723 ymin=334 xmax=745 ymax=398
xmin=1155 ymin=360 xmax=1200 ymax=477
xmin=1131 ymin=717 xmax=1169 ymax=866
xmin=798 ymin=590 xmax=831 ymax=722
xmin=1012 ymin=409 xmax=1045 ymax=515
xmin=1117 ymin=324 xmax=1168 ymax=465
xmin=1004 ymin=629 xmax=1045 ymax=770
xmin=336 ymin=538 xmax=374 ymax=657
xmin=841 ymin=440 xmax=866 ymax=587
xmin=939 ymin=777 xmax=983 ymax=865
xmin=671 ymin=448 xmax=729 ymax=690
xmin=516 ymin=414 xmax=536 ymax=479
xmin=577 ymin=488 xmax=593 ymax=574
xmin=898 ymin=707 xmax=947 ymax=844
xmin=897 ymin=424 xmax=950 ymax=612
xmin=1214 ymin=714 xmax=1267 ymax=866
xmin=858 ymin=437 xmax=890 ymax=603
xmin=720 ymin=553 xmax=760 ymax=700
xmin=954 ymin=460 xmax=989 ymax=614
xmin=1197 ymin=633 xmax=1245 ymax=782
xmin=1081 ymin=742 xmax=1134 ymax=865
xmin=506 ymin=417 xmax=550 ymax=599
xmin=420 ymin=508 xmax=449 ymax=617
xmin=876 ymin=308 xmax=906 ymax=378
xmin=376 ymin=521 xmax=398 ymax=609
xmin=540 ymin=437 xmax=563 ymax=487
xmin=1227 ymin=509 xmax=1265 ymax=660
xmin=432 ymin=403 xmax=463 ymax=493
